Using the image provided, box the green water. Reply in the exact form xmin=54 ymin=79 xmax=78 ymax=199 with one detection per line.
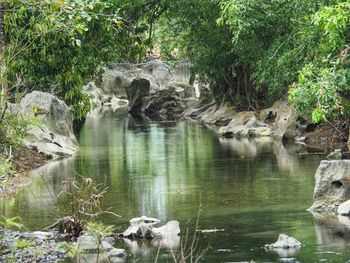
xmin=1 ymin=110 xmax=350 ymax=262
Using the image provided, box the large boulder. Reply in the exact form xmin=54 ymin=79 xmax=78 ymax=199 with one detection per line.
xmin=143 ymin=89 xmax=185 ymax=120
xmin=100 ymin=60 xmax=174 ymax=98
xmin=20 ymin=91 xmax=79 ymax=158
xmin=219 ymin=111 xmax=272 ymax=138
xmin=100 ymin=60 xmax=196 ymax=119
xmin=309 ymin=160 xmax=350 ymax=213
xmin=260 ymin=95 xmax=304 ymax=140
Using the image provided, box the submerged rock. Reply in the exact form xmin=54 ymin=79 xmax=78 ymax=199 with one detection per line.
xmin=309 ymin=160 xmax=350 ymax=213
xmin=20 ymin=91 xmax=79 ymax=159
xmin=265 ymin=234 xmax=303 ymax=249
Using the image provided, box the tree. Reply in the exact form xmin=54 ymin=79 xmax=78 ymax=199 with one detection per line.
xmin=3 ymin=0 xmax=161 ymax=119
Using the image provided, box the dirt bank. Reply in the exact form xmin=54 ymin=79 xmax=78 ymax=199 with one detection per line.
xmin=0 ymin=146 xmax=48 ymax=196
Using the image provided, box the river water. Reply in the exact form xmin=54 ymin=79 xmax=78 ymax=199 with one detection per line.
xmin=1 ymin=110 xmax=350 ymax=262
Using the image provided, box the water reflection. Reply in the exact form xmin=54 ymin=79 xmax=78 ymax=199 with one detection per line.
xmin=313 ymin=213 xmax=350 ymax=247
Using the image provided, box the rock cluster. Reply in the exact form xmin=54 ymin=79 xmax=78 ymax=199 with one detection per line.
xmin=86 ymin=60 xmax=196 ymax=120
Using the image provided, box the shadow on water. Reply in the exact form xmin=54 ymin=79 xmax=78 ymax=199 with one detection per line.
xmin=2 ymin=110 xmax=350 ymax=262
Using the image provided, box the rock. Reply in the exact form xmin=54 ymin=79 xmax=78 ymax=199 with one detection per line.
xmin=110 ymin=95 xmax=129 ymax=112
xmin=260 ymin=95 xmax=304 ymax=140
xmin=338 ymin=199 xmax=350 ymax=216
xmin=309 ymin=160 xmax=350 ymax=213
xmin=143 ymin=89 xmax=185 ymax=120
xmin=122 ymin=216 xmax=161 ymax=238
xmin=107 ymin=248 xmax=126 ymax=258
xmin=170 ymin=61 xmax=192 ymax=85
xmin=83 ymin=82 xmax=110 ymax=107
xmin=219 ymin=111 xmax=272 ymax=138
xmin=122 ymin=216 xmax=180 ymax=239
xmin=141 ymin=59 xmax=172 ymax=84
xmin=32 ymin=231 xmax=54 ymax=240
xmin=327 ymin=149 xmax=344 ymax=160
xmin=20 ymin=91 xmax=79 ymax=159
xmin=125 ymin=78 xmax=151 ymax=113
xmin=151 ymin=220 xmax=180 ymax=238
xmin=265 ymin=234 xmax=303 ymax=249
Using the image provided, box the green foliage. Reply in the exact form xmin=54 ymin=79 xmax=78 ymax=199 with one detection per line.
xmin=4 ymin=0 xmax=166 ymax=119
xmin=86 ymin=221 xmax=114 ymax=243
xmin=0 ymin=158 xmax=13 ymax=176
xmin=0 ymin=216 xmax=24 ymax=232
xmin=289 ymin=0 xmax=350 ymax=122
xmin=58 ymin=241 xmax=81 ymax=259
xmin=4 ymin=0 xmax=119 ymax=119
xmin=15 ymin=239 xmax=33 ymax=250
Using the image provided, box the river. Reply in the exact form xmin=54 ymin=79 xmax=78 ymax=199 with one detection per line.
xmin=1 ymin=109 xmax=350 ymax=262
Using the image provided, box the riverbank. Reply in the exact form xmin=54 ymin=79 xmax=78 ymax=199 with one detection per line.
xmin=0 ymin=146 xmax=48 ymax=196
xmin=184 ymin=95 xmax=349 ymax=153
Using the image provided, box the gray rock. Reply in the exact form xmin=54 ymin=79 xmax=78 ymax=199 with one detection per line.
xmin=260 ymin=95 xmax=304 ymax=140
xmin=122 ymin=216 xmax=180 ymax=239
xmin=122 ymin=216 xmax=160 ymax=238
xmin=107 ymin=248 xmax=126 ymax=258
xmin=99 ymin=60 xmax=195 ymax=119
xmin=219 ymin=111 xmax=272 ymax=138
xmin=265 ymin=234 xmax=303 ymax=249
xmin=125 ymin=78 xmax=151 ymax=113
xmin=309 ymin=160 xmax=350 ymax=213
xmin=20 ymin=91 xmax=79 ymax=158
xmin=143 ymin=89 xmax=185 ymax=120
xmin=83 ymin=82 xmax=111 ymax=107
xmin=151 ymin=220 xmax=180 ymax=238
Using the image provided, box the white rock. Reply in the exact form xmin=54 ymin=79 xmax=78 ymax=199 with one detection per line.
xmin=338 ymin=199 xmax=350 ymax=216
xmin=265 ymin=234 xmax=303 ymax=249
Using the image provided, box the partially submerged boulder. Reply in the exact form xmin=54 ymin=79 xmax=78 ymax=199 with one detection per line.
xmin=219 ymin=111 xmax=272 ymax=138
xmin=20 ymin=91 xmax=79 ymax=159
xmin=260 ymin=95 xmax=304 ymax=140
xmin=265 ymin=234 xmax=303 ymax=249
xmin=309 ymin=160 xmax=350 ymax=213
xmin=122 ymin=216 xmax=180 ymax=239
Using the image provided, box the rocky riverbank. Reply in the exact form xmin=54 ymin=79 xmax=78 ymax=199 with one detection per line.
xmin=1 ymin=91 xmax=80 ymax=196
xmin=88 ymin=59 xmax=348 ymax=152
